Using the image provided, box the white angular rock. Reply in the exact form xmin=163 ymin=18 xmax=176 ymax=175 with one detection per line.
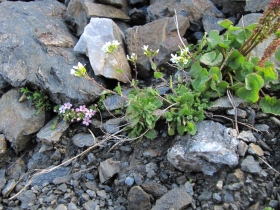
xmin=74 ymin=18 xmax=131 ymax=83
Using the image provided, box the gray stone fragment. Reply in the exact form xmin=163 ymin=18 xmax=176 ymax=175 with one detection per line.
xmin=208 ymin=96 xmax=244 ymax=111
xmin=269 ymin=200 xmax=279 ymax=208
xmin=129 ymin=0 xmax=147 ymax=5
xmin=210 ymin=0 xmax=245 ymax=15
xmin=103 ymin=89 xmax=132 ymax=111
xmin=216 ymin=180 xmax=223 ymax=190
xmin=151 ymin=187 xmax=192 ymax=210
xmin=74 ymin=18 xmax=131 ymax=83
xmin=141 ymin=182 xmax=168 ymax=199
xmin=0 ymin=134 xmax=7 ymax=157
xmin=37 ymin=117 xmax=70 ymax=145
xmin=30 ymin=167 xmax=71 ymax=186
xmin=125 ymin=177 xmax=134 ymax=186
xmin=237 ymin=130 xmax=256 ymax=143
xmin=0 ymin=89 xmax=45 ymax=152
xmin=103 ymin=118 xmax=126 ymax=134
xmin=99 ymin=0 xmax=125 ymax=8
xmin=248 ymin=143 xmax=264 ymax=156
xmin=226 ymin=108 xmax=247 ymax=118
xmin=18 ymin=190 xmax=37 ymax=209
xmin=237 ymin=141 xmax=248 ymax=156
xmin=213 ymin=193 xmax=222 ymax=203
xmin=97 ymin=190 xmax=107 ymax=200
xmin=55 ymin=204 xmax=68 ymax=210
xmin=167 ymin=121 xmax=239 ymax=176
xmin=0 ymin=169 xmax=6 ymax=192
xmin=202 ymin=15 xmax=224 ymax=34
xmin=2 ymin=180 xmax=16 ymax=198
xmin=241 ymin=155 xmax=262 ymax=174
xmin=68 ymin=202 xmax=79 ymax=210
xmin=83 ymin=200 xmax=97 ymax=210
xmin=184 ymin=181 xmax=194 ymax=195
xmin=72 ymin=133 xmax=95 ymax=148
xmin=245 ymin=0 xmax=270 ymax=12
xmin=128 ymin=186 xmax=151 ymax=210
xmin=226 ymin=183 xmax=244 ymax=191
xmin=98 ymin=158 xmax=120 ymax=183
xmin=254 ymin=124 xmax=269 ymax=132
xmin=198 ymin=191 xmax=212 ymax=201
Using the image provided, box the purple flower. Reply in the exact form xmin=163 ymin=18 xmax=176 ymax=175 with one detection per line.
xmin=85 ymin=109 xmax=95 ymax=118
xmin=82 ymin=117 xmax=92 ymax=126
xmin=59 ymin=105 xmax=66 ymax=114
xmin=75 ymin=108 xmax=80 ymax=112
xmin=79 ymin=105 xmax=87 ymax=113
xmin=64 ymin=102 xmax=72 ymax=109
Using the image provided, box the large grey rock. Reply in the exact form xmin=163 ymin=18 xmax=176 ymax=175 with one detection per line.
xmin=67 ymin=0 xmax=129 ymax=36
xmin=37 ymin=117 xmax=70 ymax=145
xmin=0 ymin=89 xmax=45 ymax=152
xmin=210 ymin=0 xmax=245 ymax=15
xmin=128 ymin=186 xmax=152 ymax=210
xmin=0 ymin=0 xmax=102 ymax=105
xmin=167 ymin=121 xmax=239 ymax=176
xmin=98 ymin=158 xmax=120 ymax=183
xmin=151 ymin=187 xmax=192 ymax=210
xmin=147 ymin=0 xmax=224 ymax=24
xmin=245 ymin=0 xmax=271 ymax=12
xmin=74 ymin=18 xmax=132 ymax=83
xmin=126 ymin=15 xmax=189 ymax=78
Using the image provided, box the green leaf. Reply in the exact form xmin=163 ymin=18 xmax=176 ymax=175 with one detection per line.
xmin=151 ymin=61 xmax=157 ymax=71
xmin=260 ymin=96 xmax=280 ymax=116
xmin=256 ymin=65 xmax=278 ymax=84
xmin=199 ymin=51 xmax=223 ymax=67
xmin=114 ymin=82 xmax=122 ymax=97
xmin=275 ymin=46 xmax=280 ymax=62
xmin=177 ymin=121 xmax=185 ymax=136
xmin=185 ymin=122 xmax=197 ymax=135
xmin=145 ymin=129 xmax=157 ymax=139
xmin=228 ymin=25 xmax=241 ymax=31
xmin=168 ymin=122 xmax=176 ymax=136
xmin=209 ymin=67 xmax=222 ymax=82
xmin=218 ymin=40 xmax=231 ymax=49
xmin=154 ymin=72 xmax=163 ymax=79
xmin=218 ymin=19 xmax=233 ymax=29
xmin=116 ymin=68 xmax=124 ymax=73
xmin=227 ymin=49 xmax=246 ymax=70
xmin=234 ymin=62 xmax=254 ymax=82
xmin=190 ymin=61 xmax=203 ymax=79
xmin=207 ymin=30 xmax=223 ymax=48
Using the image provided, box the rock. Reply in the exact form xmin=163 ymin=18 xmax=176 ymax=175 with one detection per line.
xmin=0 ymin=169 xmax=6 ymax=192
xmin=248 ymin=143 xmax=264 ymax=156
xmin=226 ymin=108 xmax=247 ymax=118
xmin=207 ymin=96 xmax=244 ymax=111
xmin=30 ymin=167 xmax=71 ymax=186
xmin=141 ymin=182 xmax=168 ymax=199
xmin=103 ymin=118 xmax=126 ymax=134
xmin=125 ymin=15 xmax=189 ymax=78
xmin=237 ymin=141 xmax=248 ymax=156
xmin=241 ymin=155 xmax=262 ymax=175
xmin=128 ymin=186 xmax=151 ymax=210
xmin=184 ymin=181 xmax=194 ymax=196
xmin=198 ymin=191 xmax=212 ymax=201
xmin=202 ymin=15 xmax=224 ymax=33
xmin=269 ymin=200 xmax=279 ymax=208
xmin=83 ymin=200 xmax=97 ymax=210
xmin=254 ymin=124 xmax=269 ymax=132
xmin=125 ymin=177 xmax=134 ymax=186
xmin=98 ymin=158 xmax=120 ymax=183
xmin=0 ymin=89 xmax=45 ymax=152
xmin=18 ymin=190 xmax=36 ymax=209
xmin=27 ymin=152 xmax=52 ymax=170
xmin=0 ymin=0 xmax=102 ymax=105
xmin=145 ymin=163 xmax=158 ymax=178
xmin=99 ymin=0 xmax=126 ymax=8
xmin=245 ymin=0 xmax=271 ymax=12
xmin=0 ymin=134 xmax=7 ymax=156
xmin=226 ymin=183 xmax=243 ymax=191
xmin=97 ymin=190 xmax=107 ymax=200
xmin=103 ymin=89 xmax=132 ymax=111
xmin=128 ymin=0 xmax=148 ymax=5
xmin=147 ymin=0 xmax=224 ymax=24
xmin=72 ymin=133 xmax=95 ymax=148
xmin=151 ymin=187 xmax=192 ymax=210
xmin=2 ymin=180 xmax=16 ymax=198
xmin=74 ymin=18 xmax=131 ymax=83
xmin=237 ymin=130 xmax=256 ymax=143
xmin=210 ymin=0 xmax=245 ymax=15
xmin=216 ymin=180 xmax=223 ymax=190
xmin=167 ymin=121 xmax=239 ymax=176
xmin=213 ymin=193 xmax=222 ymax=203
xmin=37 ymin=117 xmax=70 ymax=145
xmin=129 ymin=8 xmax=147 ymax=25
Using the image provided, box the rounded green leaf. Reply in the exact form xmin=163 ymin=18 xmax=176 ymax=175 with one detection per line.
xmin=154 ymin=72 xmax=163 ymax=79
xmin=260 ymin=95 xmax=280 ymax=116
xmin=200 ymin=51 xmax=223 ymax=67
xmin=218 ymin=19 xmax=233 ymax=29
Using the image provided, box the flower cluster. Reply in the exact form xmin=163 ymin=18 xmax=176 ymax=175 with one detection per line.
xmin=70 ymin=62 xmax=87 ymax=78
xmin=170 ymin=47 xmax=190 ymax=68
xmin=54 ymin=103 xmax=97 ymax=126
xmin=101 ymin=40 xmax=121 ymax=54
xmin=127 ymin=53 xmax=137 ymax=62
xmin=142 ymin=45 xmax=159 ymax=58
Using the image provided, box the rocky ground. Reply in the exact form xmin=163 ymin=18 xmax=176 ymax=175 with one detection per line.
xmin=0 ymin=0 xmax=280 ymax=210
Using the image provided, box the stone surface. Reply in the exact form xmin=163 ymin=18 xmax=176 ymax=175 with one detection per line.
xmin=237 ymin=130 xmax=256 ymax=143
xmin=128 ymin=186 xmax=151 ymax=210
xmin=99 ymin=0 xmax=126 ymax=8
xmin=248 ymin=143 xmax=264 ymax=156
xmin=126 ymin=15 xmax=189 ymax=78
xmin=0 ymin=134 xmax=7 ymax=156
xmin=226 ymin=108 xmax=247 ymax=118
xmin=103 ymin=118 xmax=126 ymax=134
xmin=245 ymin=0 xmax=270 ymax=12
xmin=37 ymin=117 xmax=70 ymax=145
xmin=103 ymin=88 xmax=132 ymax=111
xmin=167 ymin=121 xmax=239 ymax=176
xmin=151 ymin=187 xmax=192 ymax=210
xmin=74 ymin=18 xmax=131 ymax=83
xmin=241 ymin=155 xmax=262 ymax=174
xmin=18 ymin=190 xmax=36 ymax=209
xmin=98 ymin=158 xmax=120 ymax=183
xmin=210 ymin=0 xmax=245 ymax=15
xmin=72 ymin=133 xmax=95 ymax=147
xmin=2 ymin=180 xmax=16 ymax=198
xmin=141 ymin=182 xmax=168 ymax=199
xmin=0 ymin=89 xmax=45 ymax=152
xmin=0 ymin=0 xmax=102 ymax=105
xmin=208 ymin=96 xmax=244 ymax=111
xmin=202 ymin=15 xmax=224 ymax=33
xmin=237 ymin=141 xmax=248 ymax=156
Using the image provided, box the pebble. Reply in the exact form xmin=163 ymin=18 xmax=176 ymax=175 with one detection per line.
xmin=125 ymin=177 xmax=134 ymax=186
xmin=216 ymin=180 xmax=223 ymax=191
xmin=55 ymin=204 xmax=67 ymax=210
xmin=248 ymin=143 xmax=264 ymax=156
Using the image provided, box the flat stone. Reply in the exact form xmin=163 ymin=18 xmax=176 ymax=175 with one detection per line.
xmin=2 ymin=180 xmax=16 ymax=198
xmin=128 ymin=186 xmax=151 ymax=210
xmin=55 ymin=204 xmax=67 ymax=210
xmin=216 ymin=180 xmax=223 ymax=191
xmin=103 ymin=118 xmax=126 ymax=134
xmin=18 ymin=190 xmax=36 ymax=209
xmin=241 ymin=155 xmax=262 ymax=175
xmin=98 ymin=158 xmax=120 ymax=183
xmin=72 ymin=133 xmax=95 ymax=148
xmin=151 ymin=187 xmax=192 ymax=210
xmin=237 ymin=141 xmax=248 ymax=156
xmin=0 ymin=169 xmax=6 ymax=192
xmin=83 ymin=200 xmax=97 ymax=210
xmin=226 ymin=108 xmax=247 ymax=118
xmin=141 ymin=182 xmax=168 ymax=199
xmin=237 ymin=130 xmax=256 ymax=143
xmin=245 ymin=0 xmax=270 ymax=12
xmin=208 ymin=96 xmax=244 ymax=111
xmin=202 ymin=15 xmax=224 ymax=33
xmin=248 ymin=143 xmax=264 ymax=156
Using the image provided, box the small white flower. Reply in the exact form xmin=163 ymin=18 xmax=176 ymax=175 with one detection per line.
xmin=142 ymin=45 xmax=149 ymax=51
xmin=101 ymin=40 xmax=120 ymax=54
xmin=70 ymin=69 xmax=78 ymax=76
xmin=170 ymin=53 xmax=180 ymax=64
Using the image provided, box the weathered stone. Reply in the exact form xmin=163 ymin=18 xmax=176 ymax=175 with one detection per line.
xmin=241 ymin=155 xmax=262 ymax=174
xmin=98 ymin=158 xmax=120 ymax=183
xmin=226 ymin=108 xmax=247 ymax=118
xmin=210 ymin=0 xmax=245 ymax=15
xmin=55 ymin=204 xmax=68 ymax=210
xmin=0 ymin=169 xmax=6 ymax=192
xmin=128 ymin=0 xmax=148 ymax=5
xmin=103 ymin=118 xmax=126 ymax=134
xmin=99 ymin=0 xmax=125 ymax=8
xmin=141 ymin=182 xmax=168 ymax=199
xmin=74 ymin=18 xmax=131 ymax=83
xmin=167 ymin=121 xmax=239 ymax=176
xmin=202 ymin=15 xmax=224 ymax=33
xmin=237 ymin=141 xmax=248 ymax=156
xmin=237 ymin=130 xmax=256 ymax=143
xmin=245 ymin=0 xmax=270 ymax=12
xmin=128 ymin=186 xmax=151 ymax=210
xmin=27 ymin=152 xmax=52 ymax=170
xmin=72 ymin=133 xmax=95 ymax=148
xmin=151 ymin=187 xmax=192 ymax=210
xmin=103 ymin=88 xmax=132 ymax=111
xmin=248 ymin=143 xmax=264 ymax=156
xmin=0 ymin=89 xmax=45 ymax=152
xmin=37 ymin=117 xmax=70 ymax=145
xmin=0 ymin=0 xmax=102 ymax=105
xmin=208 ymin=96 xmax=244 ymax=111
xmin=126 ymin=15 xmax=189 ymax=78
xmin=18 ymin=190 xmax=37 ymax=209
xmin=0 ymin=134 xmax=7 ymax=157
xmin=83 ymin=200 xmax=97 ymax=210
xmin=216 ymin=180 xmax=223 ymax=190
xmin=129 ymin=8 xmax=147 ymax=25
xmin=2 ymin=180 xmax=16 ymax=198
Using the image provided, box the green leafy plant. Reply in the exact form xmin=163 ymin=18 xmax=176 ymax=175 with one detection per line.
xmin=20 ymin=87 xmax=52 ymax=115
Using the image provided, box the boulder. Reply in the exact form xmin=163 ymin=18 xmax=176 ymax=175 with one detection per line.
xmin=125 ymin=15 xmax=189 ymax=78
xmin=0 ymin=89 xmax=45 ymax=152
xmin=74 ymin=18 xmax=132 ymax=83
xmin=67 ymin=0 xmax=130 ymax=36
xmin=167 ymin=121 xmax=239 ymax=176
xmin=0 ymin=0 xmax=102 ymax=105
xmin=245 ymin=0 xmax=271 ymax=12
